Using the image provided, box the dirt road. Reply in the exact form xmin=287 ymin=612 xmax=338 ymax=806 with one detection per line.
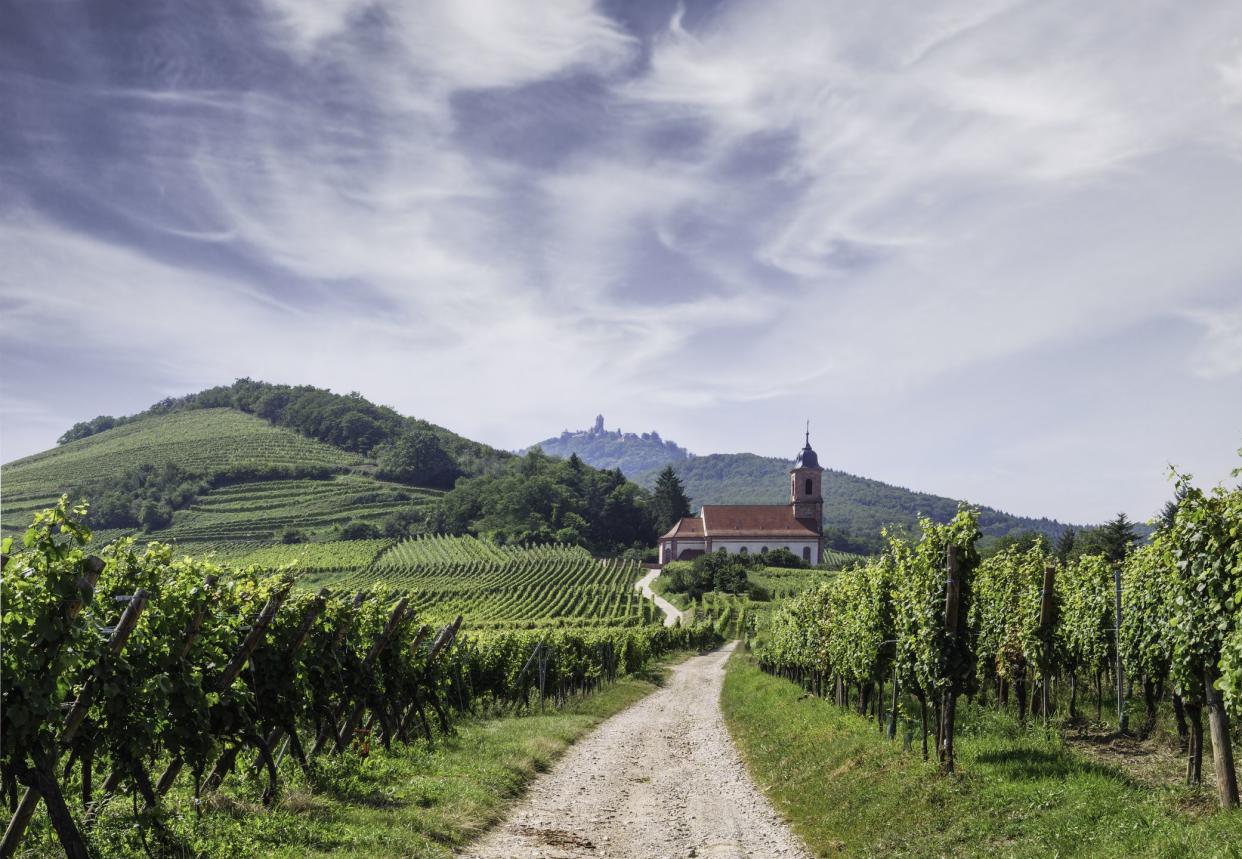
xmin=459 ymin=643 xmax=810 ymax=859
xmin=635 ymin=568 xmax=683 ymax=627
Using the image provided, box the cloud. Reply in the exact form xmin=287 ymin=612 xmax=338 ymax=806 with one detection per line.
xmin=260 ymin=0 xmax=636 ymax=88
xmin=1185 ymin=302 xmax=1242 ymax=379
xmin=2 ymin=0 xmax=1241 ymax=523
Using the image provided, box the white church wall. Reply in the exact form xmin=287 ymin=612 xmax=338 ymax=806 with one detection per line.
xmin=713 ymin=539 xmax=820 ymax=565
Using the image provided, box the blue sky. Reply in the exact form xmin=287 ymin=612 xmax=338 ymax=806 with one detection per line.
xmin=2 ymin=0 xmax=1240 ymax=524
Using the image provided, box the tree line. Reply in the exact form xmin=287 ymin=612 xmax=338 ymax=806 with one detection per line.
xmin=427 ymin=454 xmax=692 ymax=556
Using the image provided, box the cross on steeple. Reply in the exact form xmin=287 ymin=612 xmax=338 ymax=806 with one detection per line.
xmin=805 ymin=419 xmax=810 ymax=447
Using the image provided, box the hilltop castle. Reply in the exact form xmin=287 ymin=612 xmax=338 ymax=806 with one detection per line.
xmin=657 ymin=431 xmax=824 ymax=565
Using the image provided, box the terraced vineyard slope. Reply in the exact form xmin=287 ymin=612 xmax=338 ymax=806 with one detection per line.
xmin=145 ymin=475 xmax=440 ymax=547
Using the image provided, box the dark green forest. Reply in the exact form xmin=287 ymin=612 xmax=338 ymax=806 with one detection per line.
xmin=427 ymin=449 xmax=657 ymax=553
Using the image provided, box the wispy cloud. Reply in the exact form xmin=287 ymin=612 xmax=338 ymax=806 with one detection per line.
xmin=1 ymin=0 xmax=1240 ymax=522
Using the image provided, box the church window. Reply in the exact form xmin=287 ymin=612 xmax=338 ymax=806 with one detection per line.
xmin=761 ymin=546 xmax=768 ymax=554
xmin=805 ymin=478 xmax=813 ymax=496
xmin=739 ymin=547 xmax=748 ymax=555
xmin=803 ymin=546 xmax=812 ymax=562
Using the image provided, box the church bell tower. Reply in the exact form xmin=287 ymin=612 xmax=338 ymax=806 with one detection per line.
xmin=790 ymin=425 xmax=823 ymax=531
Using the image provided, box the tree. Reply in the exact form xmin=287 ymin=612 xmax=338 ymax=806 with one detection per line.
xmin=1054 ymin=527 xmax=1076 ymax=562
xmin=1098 ymin=512 xmax=1139 ymax=563
xmin=374 ymin=430 xmax=461 ymax=488
xmin=650 ymin=465 xmax=691 ymax=534
xmin=980 ymin=530 xmax=1044 ymax=559
xmin=1157 ymin=484 xmax=1190 ymax=533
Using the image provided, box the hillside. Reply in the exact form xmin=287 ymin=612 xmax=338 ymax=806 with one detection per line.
xmin=1 ymin=383 xmax=660 ymax=558
xmin=530 ymin=414 xmax=689 ymax=475
xmin=633 ymin=453 xmax=1075 ymax=554
xmin=0 ymin=407 xmax=434 ymax=547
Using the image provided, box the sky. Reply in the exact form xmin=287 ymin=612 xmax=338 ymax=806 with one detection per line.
xmin=2 ymin=0 xmax=1240 ymax=525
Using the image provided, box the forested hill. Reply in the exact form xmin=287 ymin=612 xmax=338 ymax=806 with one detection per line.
xmin=631 ymin=453 xmax=1077 ymax=555
xmin=0 ymin=382 xmax=658 ymax=555
xmin=529 ymin=415 xmax=689 ymax=475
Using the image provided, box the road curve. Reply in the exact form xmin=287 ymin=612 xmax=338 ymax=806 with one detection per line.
xmin=635 ymin=567 xmax=683 ymax=627
xmin=458 ymin=642 xmax=811 ymax=859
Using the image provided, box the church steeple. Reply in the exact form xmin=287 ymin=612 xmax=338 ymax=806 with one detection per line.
xmin=790 ymin=424 xmax=823 ymax=532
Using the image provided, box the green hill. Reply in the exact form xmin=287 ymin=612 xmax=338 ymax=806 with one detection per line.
xmin=0 ymin=408 xmax=433 ymax=546
xmin=632 ymin=453 xmax=1075 ymax=555
xmin=1 ymin=382 xmax=659 ymax=560
xmin=1 ymin=383 xmax=668 ymax=629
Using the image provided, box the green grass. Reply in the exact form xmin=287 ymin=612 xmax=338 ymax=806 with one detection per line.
xmin=649 ymin=575 xmax=693 ymax=611
xmin=721 ymin=650 xmax=1242 ymax=858
xmin=74 ymin=655 xmax=690 ymax=859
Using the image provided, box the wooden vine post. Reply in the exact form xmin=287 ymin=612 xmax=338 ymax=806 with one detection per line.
xmin=1038 ymin=563 xmax=1057 ymax=727
xmin=416 ymin=616 xmax=463 ymax=734
xmin=87 ymin=576 xmax=221 ymax=816
xmin=252 ymin=588 xmax=331 ymax=774
xmin=1114 ymin=564 xmax=1127 ymax=734
xmin=1204 ymin=664 xmax=1240 ymax=808
xmin=0 ymin=586 xmax=148 ymax=859
xmin=196 ymin=585 xmax=292 ymax=793
xmin=940 ymin=544 xmax=962 ymax=774
xmin=331 ymin=598 xmax=411 ymax=754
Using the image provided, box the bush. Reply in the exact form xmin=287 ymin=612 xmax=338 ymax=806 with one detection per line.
xmin=338 ymin=521 xmax=381 ymax=540
xmin=281 ymin=527 xmax=308 ymax=544
xmin=760 ymin=547 xmax=807 ymax=569
xmin=381 ymin=509 xmax=424 ymax=540
xmin=663 ymin=552 xmax=750 ymax=600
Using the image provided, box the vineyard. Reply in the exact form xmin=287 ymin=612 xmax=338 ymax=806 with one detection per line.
xmin=148 ymin=475 xmax=437 ymax=545
xmin=0 ymin=409 xmax=358 ymax=510
xmin=317 ymin=537 xmax=654 ymax=627
xmin=749 ymin=564 xmax=843 ymax=600
xmin=754 ymin=476 xmax=1242 ymax=808
xmin=0 ymin=500 xmax=723 ymax=858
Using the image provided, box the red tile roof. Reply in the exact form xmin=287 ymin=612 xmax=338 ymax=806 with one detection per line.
xmin=660 ymin=517 xmax=704 ymax=540
xmin=659 ymin=506 xmax=819 ymax=541
xmin=702 ymin=505 xmax=819 ymax=538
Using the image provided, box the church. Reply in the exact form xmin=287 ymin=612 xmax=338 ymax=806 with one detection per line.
xmin=657 ymin=432 xmax=825 ymax=565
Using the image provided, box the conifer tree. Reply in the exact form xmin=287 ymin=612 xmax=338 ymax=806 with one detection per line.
xmin=651 ymin=465 xmax=692 ymax=533
xmin=1100 ymin=512 xmax=1138 ymax=563
xmin=1054 ymin=527 xmax=1076 ymax=562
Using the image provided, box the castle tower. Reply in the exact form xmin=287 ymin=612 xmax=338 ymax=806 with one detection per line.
xmin=790 ymin=425 xmax=823 ymax=532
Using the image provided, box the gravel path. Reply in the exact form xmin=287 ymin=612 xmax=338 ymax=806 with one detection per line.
xmin=635 ymin=568 xmax=683 ymax=627
xmin=459 ymin=643 xmax=810 ymax=859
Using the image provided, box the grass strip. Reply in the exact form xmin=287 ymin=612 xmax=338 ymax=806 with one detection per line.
xmin=721 ymin=649 xmax=1242 ymax=858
